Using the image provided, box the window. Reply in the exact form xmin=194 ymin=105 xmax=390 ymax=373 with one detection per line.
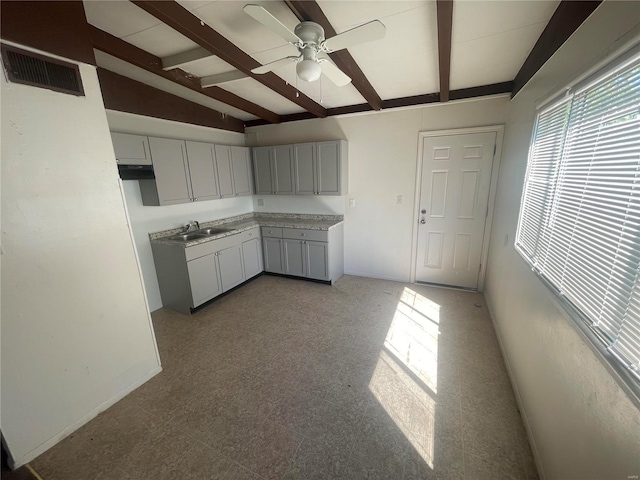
xmin=516 ymin=51 xmax=640 ymax=389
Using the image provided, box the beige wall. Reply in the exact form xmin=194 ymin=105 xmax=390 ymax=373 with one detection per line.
xmin=1 ymin=48 xmax=161 ymax=468
xmin=107 ymin=111 xmax=252 ymax=311
xmin=484 ymin=2 xmax=640 ymax=479
xmin=247 ymin=96 xmax=510 ymax=281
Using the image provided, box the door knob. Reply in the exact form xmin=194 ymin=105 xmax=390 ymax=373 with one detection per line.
xmin=420 ymin=219 xmax=426 ymax=224
xmin=421 ymin=209 xmax=427 ymax=214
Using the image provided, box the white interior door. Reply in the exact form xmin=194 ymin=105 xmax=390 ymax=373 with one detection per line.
xmin=416 ymin=132 xmax=496 ymax=289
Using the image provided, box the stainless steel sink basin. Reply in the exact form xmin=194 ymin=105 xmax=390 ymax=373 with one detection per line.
xmin=170 ymin=233 xmax=209 ymax=241
xmin=197 ymin=227 xmax=234 ymax=235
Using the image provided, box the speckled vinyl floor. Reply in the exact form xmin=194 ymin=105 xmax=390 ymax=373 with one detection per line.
xmin=19 ymin=275 xmax=538 ymax=480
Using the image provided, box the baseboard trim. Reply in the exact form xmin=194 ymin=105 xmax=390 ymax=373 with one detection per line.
xmin=8 ymin=366 xmax=163 ymax=470
xmin=343 ymin=270 xmax=409 ymax=283
xmin=483 ymin=295 xmax=547 ymax=480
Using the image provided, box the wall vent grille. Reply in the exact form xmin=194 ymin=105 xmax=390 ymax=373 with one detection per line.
xmin=1 ymin=44 xmax=84 ymax=96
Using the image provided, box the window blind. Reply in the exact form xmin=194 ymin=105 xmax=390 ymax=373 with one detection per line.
xmin=516 ymin=53 xmax=640 ymax=383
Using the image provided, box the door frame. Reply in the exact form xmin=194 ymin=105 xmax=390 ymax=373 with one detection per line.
xmin=410 ymin=125 xmax=505 ymax=291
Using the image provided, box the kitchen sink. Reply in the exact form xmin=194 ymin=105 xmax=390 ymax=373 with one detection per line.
xmin=169 ymin=233 xmax=209 ymax=241
xmin=197 ymin=227 xmax=234 ymax=235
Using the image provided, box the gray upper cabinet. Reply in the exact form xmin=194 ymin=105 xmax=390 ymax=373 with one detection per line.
xmin=231 ymin=146 xmax=253 ymax=196
xmin=253 ymin=140 xmax=347 ymax=196
xmin=293 ymin=143 xmax=316 ymax=195
xmin=273 ymin=145 xmax=295 ymax=194
xmin=216 ymin=145 xmax=253 ymax=198
xmin=111 ymin=132 xmax=151 ymax=165
xmin=214 ymin=144 xmax=235 ymax=198
xmin=141 ymin=137 xmax=192 ymax=205
xmin=317 ymin=141 xmax=345 ymax=195
xmin=252 ymin=145 xmax=295 ymax=195
xmin=185 ymin=141 xmax=220 ymax=202
xmin=253 ymin=147 xmax=273 ymax=195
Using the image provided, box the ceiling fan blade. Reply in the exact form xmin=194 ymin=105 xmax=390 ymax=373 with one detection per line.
xmin=251 ymin=56 xmax=299 ymax=75
xmin=323 ymin=20 xmax=386 ymax=52
xmin=319 ymin=58 xmax=352 ymax=87
xmin=244 ymin=4 xmax=301 ymax=44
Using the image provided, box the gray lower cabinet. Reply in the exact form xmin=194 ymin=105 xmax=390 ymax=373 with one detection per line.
xmin=242 ymin=237 xmax=263 ymax=278
xmin=218 ymin=244 xmax=244 ymax=291
xmin=187 ymin=253 xmax=222 ymax=307
xmin=152 ymin=227 xmax=262 ymax=314
xmin=261 ymin=225 xmax=343 ymax=283
xmin=263 ymin=236 xmax=285 ymax=274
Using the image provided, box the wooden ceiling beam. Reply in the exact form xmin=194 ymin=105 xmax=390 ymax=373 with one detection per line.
xmin=245 ymin=81 xmax=512 ymax=127
xmin=436 ymin=0 xmax=454 ymax=102
xmin=98 ymin=68 xmax=245 ymax=132
xmin=90 ymin=25 xmax=280 ymax=124
xmin=285 ymin=0 xmax=383 ymax=111
xmin=131 ymin=0 xmax=326 ymax=118
xmin=512 ymin=0 xmax=602 ymax=97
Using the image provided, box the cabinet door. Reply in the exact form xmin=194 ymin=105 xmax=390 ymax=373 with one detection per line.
xmin=218 ymin=244 xmax=245 ymax=291
xmin=148 ymin=137 xmax=192 ymax=205
xmin=306 ymin=241 xmax=330 ymax=281
xmin=317 ymin=141 xmax=341 ymax=195
xmin=283 ymin=239 xmax=306 ymax=277
xmin=214 ymin=145 xmax=235 ymax=198
xmin=231 ymin=146 xmax=252 ymax=196
xmin=242 ymin=237 xmax=263 ymax=279
xmin=253 ymin=147 xmax=273 ymax=195
xmin=272 ymin=145 xmax=295 ymax=194
xmin=293 ymin=143 xmax=316 ymax=194
xmin=111 ymin=132 xmax=151 ymax=165
xmin=263 ymin=237 xmax=284 ymax=274
xmin=187 ymin=253 xmax=222 ymax=307
xmin=185 ymin=141 xmax=220 ymax=202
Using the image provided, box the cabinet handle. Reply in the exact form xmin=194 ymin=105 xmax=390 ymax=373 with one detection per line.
xmin=249 ymin=233 xmax=253 ymax=237
xmin=301 ymin=233 xmax=306 ymax=237
xmin=194 ymin=198 xmax=198 ymax=201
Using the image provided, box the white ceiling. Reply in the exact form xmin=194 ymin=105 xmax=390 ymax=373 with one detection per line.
xmin=83 ymin=0 xmax=560 ymax=121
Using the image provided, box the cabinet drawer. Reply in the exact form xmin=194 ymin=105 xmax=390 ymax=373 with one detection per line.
xmin=261 ymin=226 xmax=283 ymax=238
xmin=237 ymin=227 xmax=261 ymax=243
xmin=282 ymin=228 xmax=328 ymax=242
xmin=185 ymin=241 xmax=217 ymax=261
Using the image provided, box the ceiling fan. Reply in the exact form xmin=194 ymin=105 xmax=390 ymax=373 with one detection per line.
xmin=244 ymin=4 xmax=386 ymax=87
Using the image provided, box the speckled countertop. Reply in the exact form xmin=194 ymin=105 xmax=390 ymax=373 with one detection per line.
xmin=150 ymin=213 xmax=343 ymax=248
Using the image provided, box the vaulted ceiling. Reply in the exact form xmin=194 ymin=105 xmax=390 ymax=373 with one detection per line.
xmin=84 ymin=0 xmax=602 ymax=128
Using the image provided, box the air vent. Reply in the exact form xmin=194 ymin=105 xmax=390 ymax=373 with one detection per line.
xmin=1 ymin=44 xmax=84 ymax=96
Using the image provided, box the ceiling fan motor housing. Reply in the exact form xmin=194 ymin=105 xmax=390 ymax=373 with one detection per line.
xmin=294 ymin=22 xmax=325 ymax=45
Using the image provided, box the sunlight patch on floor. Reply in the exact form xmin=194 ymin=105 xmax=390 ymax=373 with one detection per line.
xmin=368 ymin=288 xmax=441 ymax=469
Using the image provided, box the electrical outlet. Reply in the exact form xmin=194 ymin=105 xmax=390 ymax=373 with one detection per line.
xmin=257 ymin=198 xmax=264 ymax=206
xmin=396 ymin=195 xmax=403 ymax=204
xmin=349 ymin=198 xmax=356 ymax=208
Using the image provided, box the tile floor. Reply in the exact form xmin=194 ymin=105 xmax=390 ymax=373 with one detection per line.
xmin=19 ymin=275 xmax=537 ymax=479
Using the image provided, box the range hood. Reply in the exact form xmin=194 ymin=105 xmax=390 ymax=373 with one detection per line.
xmin=118 ymin=164 xmax=155 ymax=180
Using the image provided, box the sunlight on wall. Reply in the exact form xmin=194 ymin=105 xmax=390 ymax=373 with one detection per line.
xmin=368 ymin=288 xmax=442 ymax=469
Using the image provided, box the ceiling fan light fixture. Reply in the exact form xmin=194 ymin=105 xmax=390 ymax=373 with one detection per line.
xmin=296 ymin=59 xmax=322 ymax=82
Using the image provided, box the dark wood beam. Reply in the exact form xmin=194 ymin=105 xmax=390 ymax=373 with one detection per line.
xmin=98 ymin=68 xmax=245 ymax=133
xmin=512 ymin=0 xmax=602 ymax=97
xmin=245 ymin=82 xmax=511 ymax=127
xmin=284 ymin=0 xmax=383 ymax=111
xmin=449 ymin=81 xmax=512 ymax=100
xmin=89 ymin=26 xmax=280 ymax=124
xmin=436 ymin=0 xmax=454 ymax=102
xmin=131 ymin=0 xmax=326 ymax=118
xmin=0 ymin=1 xmax=96 ymax=65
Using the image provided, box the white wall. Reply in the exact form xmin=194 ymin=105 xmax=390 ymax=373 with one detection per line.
xmin=107 ymin=112 xmax=252 ymax=311
xmin=484 ymin=3 xmax=640 ymax=479
xmin=247 ymin=97 xmax=510 ymax=281
xmin=1 ymin=51 xmax=161 ymax=467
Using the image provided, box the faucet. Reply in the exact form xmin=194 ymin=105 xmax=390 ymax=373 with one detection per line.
xmin=185 ymin=220 xmax=200 ymax=232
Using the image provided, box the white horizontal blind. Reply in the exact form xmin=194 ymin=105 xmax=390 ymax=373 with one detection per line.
xmin=516 ymin=54 xmax=640 ymax=381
